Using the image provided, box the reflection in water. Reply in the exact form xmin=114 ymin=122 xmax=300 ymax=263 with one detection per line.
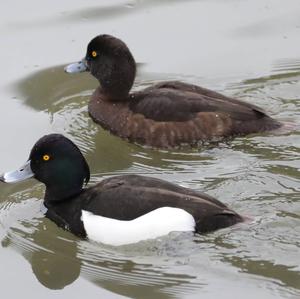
xmin=78 ymin=239 xmax=203 ymax=299
xmin=2 ymin=221 xmax=81 ymax=290
xmin=211 ymin=230 xmax=300 ymax=292
xmin=226 ymin=256 xmax=300 ymax=291
xmin=31 ymin=242 xmax=80 ymax=289
xmin=13 ymin=65 xmax=95 ymax=111
xmin=0 ymin=185 xmax=80 ymax=289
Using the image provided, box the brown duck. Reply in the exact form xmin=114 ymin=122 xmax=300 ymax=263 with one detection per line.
xmin=65 ymin=34 xmax=281 ymax=148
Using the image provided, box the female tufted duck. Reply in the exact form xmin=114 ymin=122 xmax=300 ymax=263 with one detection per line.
xmin=65 ymin=34 xmax=281 ymax=148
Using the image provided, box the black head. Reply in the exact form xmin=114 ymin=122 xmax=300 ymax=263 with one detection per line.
xmin=85 ymin=34 xmax=136 ymax=100
xmin=29 ymin=134 xmax=90 ymax=202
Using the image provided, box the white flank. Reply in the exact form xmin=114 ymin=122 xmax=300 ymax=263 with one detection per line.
xmin=81 ymin=207 xmax=196 ymax=246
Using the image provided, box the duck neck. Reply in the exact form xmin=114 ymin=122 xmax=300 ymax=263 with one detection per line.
xmin=92 ymin=53 xmax=136 ymax=101
xmin=44 ymin=181 xmax=84 ymax=203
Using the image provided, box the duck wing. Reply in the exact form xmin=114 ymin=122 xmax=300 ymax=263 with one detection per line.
xmin=130 ymin=81 xmax=266 ymax=122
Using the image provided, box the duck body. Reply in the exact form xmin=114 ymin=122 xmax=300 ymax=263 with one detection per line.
xmin=1 ymin=134 xmax=243 ymax=245
xmin=45 ymin=174 xmax=243 ymax=244
xmin=89 ymin=81 xmax=281 ymax=148
xmin=66 ymin=34 xmax=281 ymax=148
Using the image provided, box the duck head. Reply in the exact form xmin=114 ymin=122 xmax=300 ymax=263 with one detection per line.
xmin=65 ymin=34 xmax=136 ymax=100
xmin=1 ymin=134 xmax=90 ymax=202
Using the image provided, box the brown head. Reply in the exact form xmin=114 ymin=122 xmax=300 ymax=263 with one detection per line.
xmin=65 ymin=34 xmax=136 ymax=100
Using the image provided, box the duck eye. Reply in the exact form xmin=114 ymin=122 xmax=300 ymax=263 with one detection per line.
xmin=91 ymin=51 xmax=97 ymax=58
xmin=43 ymin=154 xmax=50 ymax=161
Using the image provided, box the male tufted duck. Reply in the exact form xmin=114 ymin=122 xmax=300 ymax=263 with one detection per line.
xmin=1 ymin=134 xmax=244 ymax=245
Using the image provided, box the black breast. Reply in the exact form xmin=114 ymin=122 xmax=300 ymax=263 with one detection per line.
xmin=44 ymin=198 xmax=86 ymax=238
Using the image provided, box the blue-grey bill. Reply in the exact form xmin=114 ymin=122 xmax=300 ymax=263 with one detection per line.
xmin=64 ymin=58 xmax=88 ymax=73
xmin=0 ymin=160 xmax=34 ymax=183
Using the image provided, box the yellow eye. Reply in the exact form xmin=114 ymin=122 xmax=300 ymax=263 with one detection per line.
xmin=43 ymin=154 xmax=50 ymax=161
xmin=91 ymin=51 xmax=97 ymax=58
